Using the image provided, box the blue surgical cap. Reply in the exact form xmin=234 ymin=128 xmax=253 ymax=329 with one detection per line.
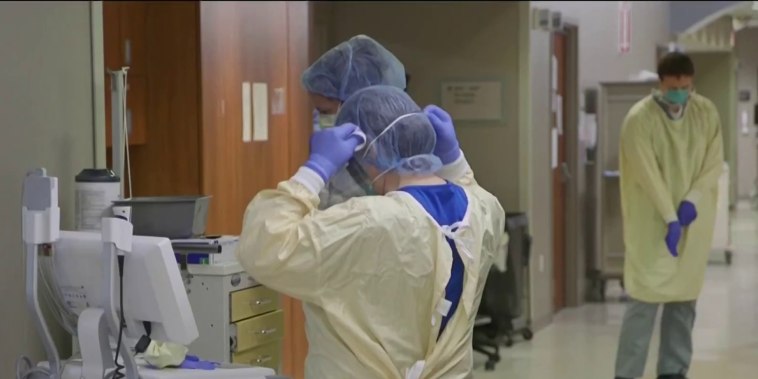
xmin=301 ymin=35 xmax=406 ymax=102
xmin=336 ymin=85 xmax=441 ymax=175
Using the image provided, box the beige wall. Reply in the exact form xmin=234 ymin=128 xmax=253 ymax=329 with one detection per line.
xmin=327 ymin=1 xmax=525 ymax=210
xmin=735 ymin=28 xmax=758 ymax=199
xmin=690 ymin=51 xmax=738 ymax=203
xmin=323 ymin=0 xmax=560 ymax=328
xmin=0 ymin=1 xmax=97 ymax=372
xmin=533 ymin=1 xmax=671 ymax=92
xmin=532 ymin=1 xmax=672 ymax=306
xmin=527 ymin=23 xmax=555 ymax=326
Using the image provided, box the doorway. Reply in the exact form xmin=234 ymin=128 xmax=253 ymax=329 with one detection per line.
xmin=551 ymin=23 xmax=582 ymax=312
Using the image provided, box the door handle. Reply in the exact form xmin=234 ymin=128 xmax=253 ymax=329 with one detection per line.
xmin=561 ymin=162 xmax=572 ymax=182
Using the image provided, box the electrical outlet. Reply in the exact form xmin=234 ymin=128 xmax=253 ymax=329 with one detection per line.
xmin=539 ymin=254 xmax=545 ymax=273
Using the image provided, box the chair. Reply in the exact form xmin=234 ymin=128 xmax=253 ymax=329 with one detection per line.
xmin=473 ymin=213 xmax=533 ymax=371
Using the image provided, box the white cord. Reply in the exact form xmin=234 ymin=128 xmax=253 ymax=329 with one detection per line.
xmin=121 ymin=67 xmax=133 ymax=200
xmin=39 ymin=255 xmax=77 ymax=335
xmin=16 ymin=356 xmax=52 ymax=379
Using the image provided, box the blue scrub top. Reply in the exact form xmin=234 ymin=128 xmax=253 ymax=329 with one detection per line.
xmin=400 ymin=183 xmax=468 ymax=338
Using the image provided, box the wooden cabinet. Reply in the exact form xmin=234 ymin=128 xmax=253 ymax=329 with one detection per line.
xmin=101 ymin=2 xmax=313 ymax=378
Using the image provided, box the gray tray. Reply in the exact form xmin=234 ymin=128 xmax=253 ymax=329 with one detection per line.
xmin=112 ymin=196 xmax=211 ymax=239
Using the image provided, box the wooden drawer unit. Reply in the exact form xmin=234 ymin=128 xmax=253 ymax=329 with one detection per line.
xmin=232 ymin=341 xmax=282 ymax=370
xmin=233 ymin=309 xmax=284 ymax=353
xmin=230 ymin=285 xmax=280 ymax=322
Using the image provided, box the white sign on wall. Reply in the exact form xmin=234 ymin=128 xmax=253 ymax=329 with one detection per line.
xmin=440 ymin=80 xmax=503 ymax=121
xmin=618 ymin=1 xmax=632 ymax=54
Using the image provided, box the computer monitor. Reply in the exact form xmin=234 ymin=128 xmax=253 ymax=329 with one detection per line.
xmin=52 ymin=231 xmax=198 ymax=346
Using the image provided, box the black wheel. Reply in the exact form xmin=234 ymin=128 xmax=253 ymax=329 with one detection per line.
xmin=522 ymin=329 xmax=533 ymax=340
xmin=485 ymin=361 xmax=496 ymax=371
xmin=620 ymin=276 xmax=625 ymax=290
xmin=505 ymin=338 xmax=514 ymax=347
xmin=725 ymin=250 xmax=733 ymax=265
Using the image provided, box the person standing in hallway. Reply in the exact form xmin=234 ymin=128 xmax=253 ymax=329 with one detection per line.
xmin=614 ymin=52 xmax=725 ymax=379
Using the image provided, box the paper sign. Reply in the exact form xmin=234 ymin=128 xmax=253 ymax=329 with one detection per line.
xmin=241 ymin=82 xmax=252 ymax=143
xmin=556 ymin=95 xmax=563 ymax=135
xmin=551 ymin=55 xmax=558 ymax=91
xmin=253 ymin=82 xmax=269 ymax=142
xmin=586 ymin=114 xmax=598 ymax=148
xmin=741 ymin=110 xmax=750 ymax=135
xmin=618 ymin=1 xmax=632 ymax=54
xmin=440 ymin=81 xmax=502 ymax=121
xmin=551 ymin=127 xmax=559 ymax=169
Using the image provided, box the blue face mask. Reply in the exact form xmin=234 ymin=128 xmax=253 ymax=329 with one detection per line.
xmin=663 ymin=89 xmax=689 ymax=105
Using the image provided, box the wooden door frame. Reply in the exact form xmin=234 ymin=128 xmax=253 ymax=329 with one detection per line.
xmin=563 ymin=23 xmax=582 ymax=307
xmin=554 ymin=22 xmax=582 ymax=308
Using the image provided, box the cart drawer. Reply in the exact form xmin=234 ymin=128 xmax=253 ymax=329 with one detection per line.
xmin=232 ymin=341 xmax=281 ymax=370
xmin=234 ymin=310 xmax=284 ymax=352
xmin=230 ymin=285 xmax=280 ymax=322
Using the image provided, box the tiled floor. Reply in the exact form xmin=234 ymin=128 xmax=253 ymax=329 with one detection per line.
xmin=474 ymin=204 xmax=758 ymax=379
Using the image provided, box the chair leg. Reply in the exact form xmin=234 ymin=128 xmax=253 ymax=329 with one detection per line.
xmin=473 ymin=343 xmax=501 ymax=371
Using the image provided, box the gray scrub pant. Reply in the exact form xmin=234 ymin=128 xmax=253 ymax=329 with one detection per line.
xmin=614 ymin=299 xmax=697 ymax=378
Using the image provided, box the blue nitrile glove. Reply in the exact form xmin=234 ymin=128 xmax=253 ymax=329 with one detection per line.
xmin=677 ymin=201 xmax=697 ymax=226
xmin=424 ymin=105 xmax=461 ymax=165
xmin=178 ymin=354 xmax=218 ymax=370
xmin=665 ymin=221 xmax=682 ymax=257
xmin=304 ymin=123 xmax=364 ymax=182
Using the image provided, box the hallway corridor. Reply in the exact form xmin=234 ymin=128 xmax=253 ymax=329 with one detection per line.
xmin=475 ymin=204 xmax=758 ymax=379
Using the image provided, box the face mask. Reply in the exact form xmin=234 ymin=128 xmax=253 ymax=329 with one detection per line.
xmin=346 ymin=159 xmax=376 ymax=196
xmin=663 ymin=89 xmax=689 ymax=105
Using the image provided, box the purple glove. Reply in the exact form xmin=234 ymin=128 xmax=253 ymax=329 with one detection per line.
xmin=305 ymin=123 xmax=363 ymax=182
xmin=677 ymin=201 xmax=697 ymax=226
xmin=179 ymin=355 xmax=218 ymax=370
xmin=665 ymin=222 xmax=682 ymax=257
xmin=424 ymin=105 xmax=461 ymax=165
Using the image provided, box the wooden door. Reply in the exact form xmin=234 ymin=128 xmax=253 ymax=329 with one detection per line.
xmin=283 ymin=3 xmax=313 ymax=379
xmin=129 ymin=2 xmax=203 ymax=197
xmin=198 ymin=1 xmax=291 ymax=234
xmin=552 ymin=31 xmax=568 ymax=312
xmin=200 ymin=3 xmax=312 ymax=377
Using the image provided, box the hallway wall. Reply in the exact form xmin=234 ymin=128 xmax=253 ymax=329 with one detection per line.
xmin=319 ymin=1 xmax=559 ymax=327
xmin=533 ymin=1 xmax=671 ymax=93
xmin=735 ymin=28 xmax=758 ymax=199
xmin=531 ymin=1 xmax=672 ymax=307
xmin=0 ymin=1 xmax=98 ymax=373
xmin=326 ymin=1 xmax=526 ymax=211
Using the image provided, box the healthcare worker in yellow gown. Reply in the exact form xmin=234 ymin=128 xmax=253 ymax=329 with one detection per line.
xmin=615 ymin=52 xmax=724 ymax=379
xmin=236 ymin=85 xmax=506 ymax=379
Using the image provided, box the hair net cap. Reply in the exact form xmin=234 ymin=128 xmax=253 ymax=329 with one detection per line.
xmin=335 ymin=85 xmax=441 ymax=176
xmin=302 ymin=35 xmax=406 ymax=102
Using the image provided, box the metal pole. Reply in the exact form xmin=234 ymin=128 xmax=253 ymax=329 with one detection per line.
xmin=109 ymin=69 xmax=126 ymax=198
